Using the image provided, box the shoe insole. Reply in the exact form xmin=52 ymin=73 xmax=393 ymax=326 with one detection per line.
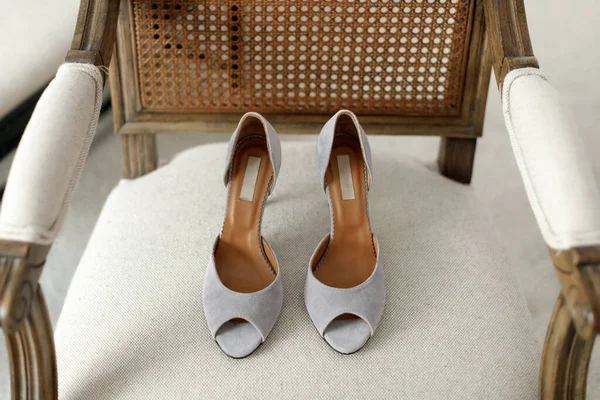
xmin=215 ymin=135 xmax=277 ymax=293
xmin=313 ymin=134 xmax=377 ymax=289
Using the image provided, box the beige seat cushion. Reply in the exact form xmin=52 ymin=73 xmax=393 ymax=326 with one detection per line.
xmin=55 ymin=139 xmax=539 ymax=399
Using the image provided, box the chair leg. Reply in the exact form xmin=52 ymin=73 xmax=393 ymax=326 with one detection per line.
xmin=539 ymin=295 xmax=595 ymax=399
xmin=4 ymin=286 xmax=58 ymax=400
xmin=121 ymin=133 xmax=158 ymax=179
xmin=437 ymin=137 xmax=477 ymax=184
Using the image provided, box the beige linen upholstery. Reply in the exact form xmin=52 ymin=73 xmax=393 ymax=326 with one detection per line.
xmin=55 ymin=140 xmax=539 ymax=399
xmin=502 ymin=68 xmax=600 ymax=250
xmin=0 ymin=63 xmax=103 ymax=245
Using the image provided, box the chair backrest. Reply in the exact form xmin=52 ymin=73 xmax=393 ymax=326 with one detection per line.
xmin=111 ymin=0 xmax=490 ymax=137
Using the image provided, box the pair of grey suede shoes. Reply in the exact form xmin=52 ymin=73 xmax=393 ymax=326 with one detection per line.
xmin=203 ymin=110 xmax=385 ymax=358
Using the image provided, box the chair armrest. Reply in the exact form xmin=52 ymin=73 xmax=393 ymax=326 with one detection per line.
xmin=0 ymin=2 xmax=118 ymax=399
xmin=0 ymin=63 xmax=103 ymax=245
xmin=0 ymin=62 xmax=103 ymax=400
xmin=503 ymin=67 xmax=600 ymax=347
xmin=502 ymin=68 xmax=600 ymax=251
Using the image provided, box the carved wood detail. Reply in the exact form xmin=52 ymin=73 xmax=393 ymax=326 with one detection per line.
xmin=0 ymin=242 xmax=55 ymax=399
xmin=540 ymin=295 xmax=595 ymax=400
xmin=549 ymin=246 xmax=600 ymax=340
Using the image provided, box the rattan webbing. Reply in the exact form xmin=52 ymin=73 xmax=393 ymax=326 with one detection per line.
xmin=133 ymin=0 xmax=472 ymax=116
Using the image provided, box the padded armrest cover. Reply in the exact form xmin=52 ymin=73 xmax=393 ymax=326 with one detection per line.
xmin=0 ymin=63 xmax=103 ymax=245
xmin=502 ymin=68 xmax=600 ymax=250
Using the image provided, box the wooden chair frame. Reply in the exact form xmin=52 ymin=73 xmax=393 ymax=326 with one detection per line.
xmin=1 ymin=1 xmax=597 ymax=398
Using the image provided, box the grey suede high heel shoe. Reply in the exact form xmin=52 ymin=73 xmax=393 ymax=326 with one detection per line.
xmin=203 ymin=112 xmax=283 ymax=358
xmin=305 ymin=110 xmax=385 ymax=354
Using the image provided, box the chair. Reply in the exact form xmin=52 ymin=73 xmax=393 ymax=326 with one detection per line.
xmin=1 ymin=0 xmax=599 ymax=398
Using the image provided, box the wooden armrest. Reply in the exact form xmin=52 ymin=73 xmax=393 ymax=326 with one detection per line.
xmin=500 ymin=68 xmax=600 ymax=398
xmin=484 ymin=2 xmax=599 ymax=398
xmin=485 ymin=0 xmax=600 ymax=335
xmin=0 ymin=1 xmax=120 ymax=399
xmin=486 ymin=0 xmax=600 ymax=332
